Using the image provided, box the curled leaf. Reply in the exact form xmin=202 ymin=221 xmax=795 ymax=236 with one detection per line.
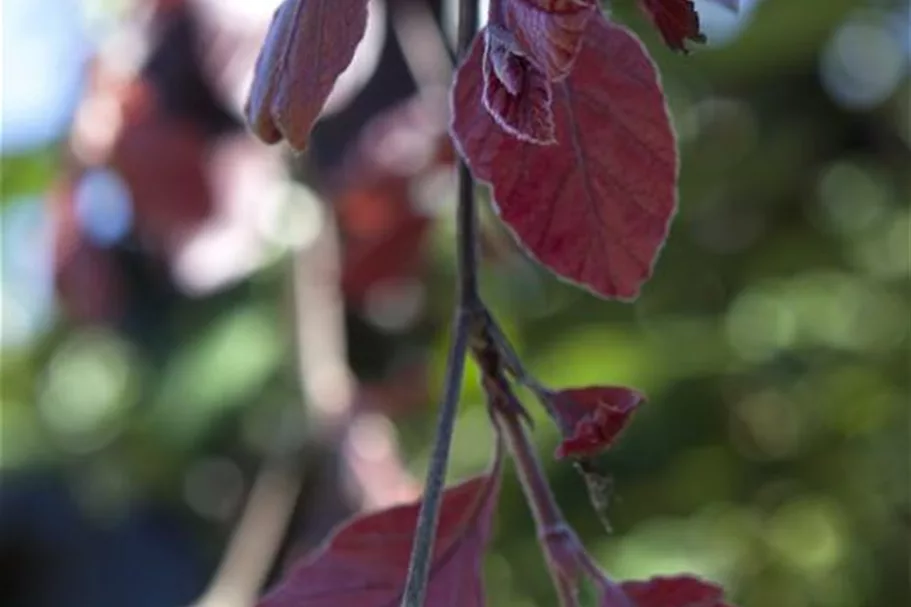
xmin=258 ymin=451 xmax=502 ymax=606
xmin=638 ymin=0 xmax=705 ymax=52
xmin=544 ymin=386 xmax=644 ymax=459
xmin=620 ymin=575 xmax=733 ymax=607
xmin=496 ymin=0 xmax=597 ymax=80
xmin=482 ymin=26 xmax=556 ymax=144
xmin=452 ymin=17 xmax=678 ymax=300
xmin=245 ymin=0 xmax=369 ymax=151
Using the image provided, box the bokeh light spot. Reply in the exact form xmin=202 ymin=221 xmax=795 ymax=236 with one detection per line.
xmin=74 ymin=168 xmax=134 ymax=246
xmin=183 ymin=456 xmax=245 ymax=522
xmin=814 ymin=161 xmax=889 ymax=235
xmin=726 ymin=288 xmax=796 ymax=361
xmin=766 ymin=496 xmax=847 ymax=575
xmin=821 ymin=14 xmax=908 ymax=110
xmin=38 ymin=328 xmax=138 ymax=452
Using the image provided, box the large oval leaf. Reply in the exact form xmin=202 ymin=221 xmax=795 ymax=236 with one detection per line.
xmin=451 ymin=18 xmax=677 ymax=300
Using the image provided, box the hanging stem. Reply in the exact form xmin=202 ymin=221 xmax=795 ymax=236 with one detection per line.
xmin=496 ymin=408 xmax=633 ymax=607
xmin=399 ymin=1 xmax=479 ymax=605
xmin=399 ymin=308 xmax=471 ymax=607
xmin=497 ymin=410 xmax=582 ymax=607
xmin=454 ymin=1 xmax=481 ymax=307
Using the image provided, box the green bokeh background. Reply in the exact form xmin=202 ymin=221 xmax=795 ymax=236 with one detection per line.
xmin=2 ymin=1 xmax=908 ymax=606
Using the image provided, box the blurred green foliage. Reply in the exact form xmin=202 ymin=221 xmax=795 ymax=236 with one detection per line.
xmin=1 ymin=1 xmax=908 ymax=606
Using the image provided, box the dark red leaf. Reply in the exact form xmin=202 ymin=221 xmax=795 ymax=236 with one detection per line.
xmin=245 ymin=0 xmax=369 ymax=151
xmin=545 ymin=386 xmax=644 ymax=459
xmin=338 ymin=179 xmax=432 ymax=306
xmin=638 ymin=0 xmax=705 ymax=52
xmin=482 ymin=26 xmax=555 ymax=144
xmin=495 ymin=0 xmax=597 ymax=80
xmin=452 ymin=17 xmax=677 ymax=300
xmin=110 ymin=101 xmax=213 ymax=248
xmin=259 ymin=462 xmax=502 ymax=606
xmin=620 ymin=575 xmax=731 ymax=607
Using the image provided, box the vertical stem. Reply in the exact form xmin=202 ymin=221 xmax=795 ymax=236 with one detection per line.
xmin=497 ymin=411 xmax=580 ymax=607
xmin=457 ymin=165 xmax=480 ymax=305
xmin=400 ymin=4 xmax=480 ymax=604
xmin=456 ymin=0 xmax=480 ymax=306
xmin=399 ymin=309 xmax=471 ymax=607
xmin=498 ymin=413 xmax=564 ymax=529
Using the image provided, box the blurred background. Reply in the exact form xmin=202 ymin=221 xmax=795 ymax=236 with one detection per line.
xmin=1 ymin=0 xmax=908 ymax=606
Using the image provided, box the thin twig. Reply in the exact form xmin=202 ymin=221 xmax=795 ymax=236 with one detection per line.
xmin=292 ymin=210 xmax=418 ymax=526
xmin=497 ymin=411 xmax=565 ymax=534
xmin=553 ymin=573 xmax=581 ymax=607
xmin=292 ymin=211 xmax=355 ymax=436
xmin=198 ymin=206 xmax=423 ymax=607
xmin=495 ymin=410 xmax=581 ymax=607
xmin=455 ymin=1 xmax=481 ymax=306
xmin=191 ymin=219 xmax=350 ymax=607
xmin=456 ymin=164 xmax=482 ymax=306
xmin=496 ymin=407 xmax=633 ymax=607
xmin=399 ymin=308 xmax=472 ymax=606
xmin=476 ymin=359 xmax=576 ymax=606
xmin=400 ymin=1 xmax=480 ymax=603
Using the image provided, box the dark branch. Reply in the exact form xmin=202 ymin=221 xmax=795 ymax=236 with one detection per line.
xmin=399 ymin=1 xmax=480 ymax=605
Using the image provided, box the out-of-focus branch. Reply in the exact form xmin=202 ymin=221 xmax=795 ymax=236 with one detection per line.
xmin=192 ymin=461 xmax=302 ymax=607
xmin=195 ymin=1 xmax=466 ymax=602
xmin=195 ymin=204 xmax=419 ymax=607
xmin=390 ymin=0 xmax=454 ymax=91
xmin=292 ymin=213 xmax=419 ymax=510
xmin=293 ymin=212 xmax=356 ymax=434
